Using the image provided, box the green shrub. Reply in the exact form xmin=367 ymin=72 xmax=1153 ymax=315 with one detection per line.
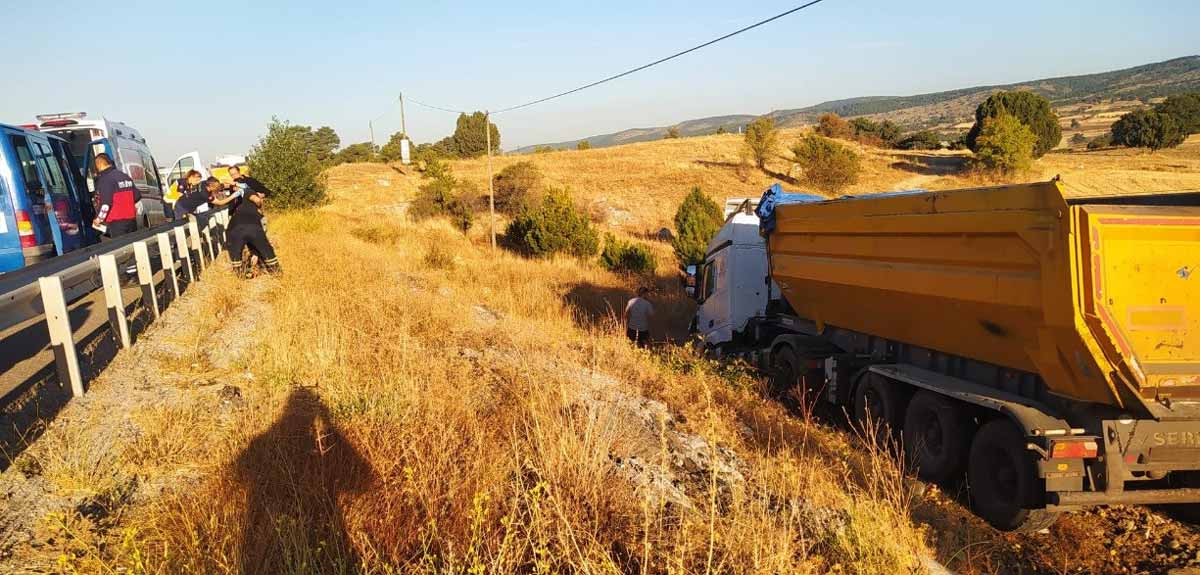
xmin=816 ymin=113 xmax=852 ymax=139
xmin=1155 ymin=93 xmax=1200 ymax=134
xmin=246 ymin=118 xmax=328 ymax=209
xmin=492 ymin=161 xmax=543 ymax=214
xmin=1111 ymin=109 xmax=1186 ymax=151
xmin=600 ymin=234 xmax=656 ymax=275
xmin=849 ymin=117 xmax=901 ymax=147
xmin=665 ymin=126 xmax=681 ymax=139
xmin=576 ymin=140 xmax=591 ymax=150
xmin=966 ymin=91 xmax=1061 ymax=157
xmin=1087 ymin=133 xmax=1113 ymax=150
xmin=410 ymin=164 xmax=477 ymax=232
xmin=379 ymin=132 xmax=410 ymax=162
xmin=972 ymin=113 xmax=1036 ymax=173
xmin=533 ymin=145 xmax=556 ymax=154
xmin=894 ymin=130 xmax=942 ymax=150
xmin=332 ymin=142 xmax=377 ymax=164
xmin=791 ymin=133 xmax=861 ymax=193
xmin=504 ymin=188 xmax=598 ymax=257
xmin=672 ymin=187 xmax=723 ymax=266
xmin=743 ymin=117 xmax=778 ymax=169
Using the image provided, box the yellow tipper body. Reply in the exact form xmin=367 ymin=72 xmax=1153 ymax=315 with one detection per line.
xmin=767 ymin=180 xmax=1200 ymax=410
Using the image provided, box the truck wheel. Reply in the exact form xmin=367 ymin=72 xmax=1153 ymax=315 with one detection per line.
xmin=853 ymin=373 xmax=908 ymax=435
xmin=968 ymin=418 xmax=1059 ymax=531
xmin=769 ymin=346 xmax=799 ymax=398
xmin=903 ymin=391 xmax=972 ymax=483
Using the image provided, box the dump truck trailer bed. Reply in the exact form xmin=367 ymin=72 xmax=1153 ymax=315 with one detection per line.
xmin=693 ymin=180 xmax=1200 ymax=530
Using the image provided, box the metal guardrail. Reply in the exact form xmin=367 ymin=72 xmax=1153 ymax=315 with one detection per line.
xmin=1 ymin=207 xmax=231 ymax=397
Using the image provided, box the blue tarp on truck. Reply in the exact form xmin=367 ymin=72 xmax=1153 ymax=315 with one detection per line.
xmin=754 ymin=183 xmax=825 ymax=236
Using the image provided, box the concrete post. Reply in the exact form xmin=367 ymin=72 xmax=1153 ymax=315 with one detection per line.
xmin=188 ymin=219 xmax=206 ymax=273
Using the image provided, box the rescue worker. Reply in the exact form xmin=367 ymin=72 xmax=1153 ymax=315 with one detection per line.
xmin=227 ymin=165 xmax=268 ymax=197
xmin=211 ymin=180 xmax=279 ymax=277
xmin=172 ymin=170 xmax=208 ymax=219
xmin=92 ymin=153 xmax=139 ymax=239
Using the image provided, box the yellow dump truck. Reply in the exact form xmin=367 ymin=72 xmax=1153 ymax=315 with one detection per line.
xmin=688 ymin=179 xmax=1200 ymax=530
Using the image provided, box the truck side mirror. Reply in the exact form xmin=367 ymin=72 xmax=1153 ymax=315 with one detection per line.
xmin=684 ymin=265 xmax=698 ymax=299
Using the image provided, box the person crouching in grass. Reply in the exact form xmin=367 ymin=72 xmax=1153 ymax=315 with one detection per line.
xmin=211 ymin=181 xmax=279 ymax=277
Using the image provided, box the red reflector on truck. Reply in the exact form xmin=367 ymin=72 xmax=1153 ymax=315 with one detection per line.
xmin=1051 ymin=439 xmax=1099 ymax=459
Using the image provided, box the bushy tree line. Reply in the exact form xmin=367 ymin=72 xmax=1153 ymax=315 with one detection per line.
xmin=246 ymin=119 xmax=329 ymax=208
xmin=1108 ymin=93 xmax=1199 ymax=151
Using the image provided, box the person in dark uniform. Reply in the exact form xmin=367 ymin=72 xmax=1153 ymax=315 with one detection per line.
xmin=173 ymin=170 xmax=209 ymax=219
xmin=212 ymin=181 xmax=280 ymax=277
xmin=227 ymin=165 xmax=267 ymax=197
xmin=92 ymin=153 xmax=140 ymax=239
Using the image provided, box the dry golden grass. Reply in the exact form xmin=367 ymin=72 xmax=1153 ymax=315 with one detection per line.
xmin=44 ymin=127 xmax=1200 ymax=575
xmin=53 ymin=184 xmax=932 ymax=574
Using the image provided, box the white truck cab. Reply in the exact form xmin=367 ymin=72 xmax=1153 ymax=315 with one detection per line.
xmin=693 ymin=199 xmax=773 ymax=348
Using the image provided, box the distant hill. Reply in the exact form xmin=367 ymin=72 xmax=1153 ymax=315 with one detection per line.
xmin=517 ymin=55 xmax=1200 ymax=152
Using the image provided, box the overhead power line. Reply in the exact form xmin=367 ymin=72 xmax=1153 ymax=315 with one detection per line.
xmin=407 ymin=97 xmax=467 ymax=115
xmin=491 ymin=0 xmax=830 ymax=114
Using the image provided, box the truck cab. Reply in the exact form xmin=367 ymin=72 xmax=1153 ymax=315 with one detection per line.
xmin=694 ymin=201 xmax=771 ymax=349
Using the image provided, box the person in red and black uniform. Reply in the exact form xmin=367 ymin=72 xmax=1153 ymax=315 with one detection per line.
xmin=92 ymin=153 xmax=140 ymax=238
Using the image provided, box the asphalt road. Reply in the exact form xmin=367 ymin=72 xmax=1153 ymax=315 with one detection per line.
xmin=0 ymin=280 xmax=147 ymax=401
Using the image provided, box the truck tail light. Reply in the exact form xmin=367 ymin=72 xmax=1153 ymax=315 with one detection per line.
xmin=15 ymin=209 xmax=37 ymax=248
xmin=1051 ymin=439 xmax=1098 ymax=459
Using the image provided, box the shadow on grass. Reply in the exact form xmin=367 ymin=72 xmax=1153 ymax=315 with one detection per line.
xmin=235 ymin=387 xmax=376 ymax=574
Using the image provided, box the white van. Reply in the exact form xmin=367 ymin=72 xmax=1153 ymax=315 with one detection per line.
xmin=36 ymin=112 xmax=170 ymax=226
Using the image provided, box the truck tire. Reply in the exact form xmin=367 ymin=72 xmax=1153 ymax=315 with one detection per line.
xmin=903 ymin=391 xmax=972 ymax=483
xmin=853 ymin=372 xmax=908 ymax=435
xmin=769 ymin=345 xmax=800 ymax=398
xmin=968 ymin=418 xmax=1059 ymax=532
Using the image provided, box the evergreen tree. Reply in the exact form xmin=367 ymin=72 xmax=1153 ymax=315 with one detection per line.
xmin=966 ymin=91 xmax=1062 ymax=157
xmin=672 ymin=187 xmax=723 ymax=266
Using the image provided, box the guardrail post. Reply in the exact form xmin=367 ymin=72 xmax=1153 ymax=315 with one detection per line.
xmin=133 ymin=241 xmax=159 ymax=320
xmin=202 ymin=221 xmax=216 ymax=260
xmin=39 ymin=275 xmax=85 ymax=397
xmin=188 ymin=219 xmax=206 ymax=273
xmin=157 ymin=232 xmax=179 ymax=304
xmin=99 ymin=254 xmax=131 ymax=348
xmin=175 ymin=225 xmax=195 ymax=283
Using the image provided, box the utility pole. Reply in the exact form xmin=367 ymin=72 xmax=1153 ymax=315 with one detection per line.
xmin=399 ymin=93 xmax=407 ymax=137
xmin=369 ymin=121 xmax=376 ymax=148
xmin=486 ymin=111 xmax=496 ymax=250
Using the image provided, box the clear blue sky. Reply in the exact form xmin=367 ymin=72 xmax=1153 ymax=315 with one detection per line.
xmin=2 ymin=0 xmax=1196 ymax=162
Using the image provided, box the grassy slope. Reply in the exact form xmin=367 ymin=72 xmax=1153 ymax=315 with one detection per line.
xmin=330 ymin=129 xmax=1200 ymax=233
xmin=36 ymin=130 xmax=1200 ymax=575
